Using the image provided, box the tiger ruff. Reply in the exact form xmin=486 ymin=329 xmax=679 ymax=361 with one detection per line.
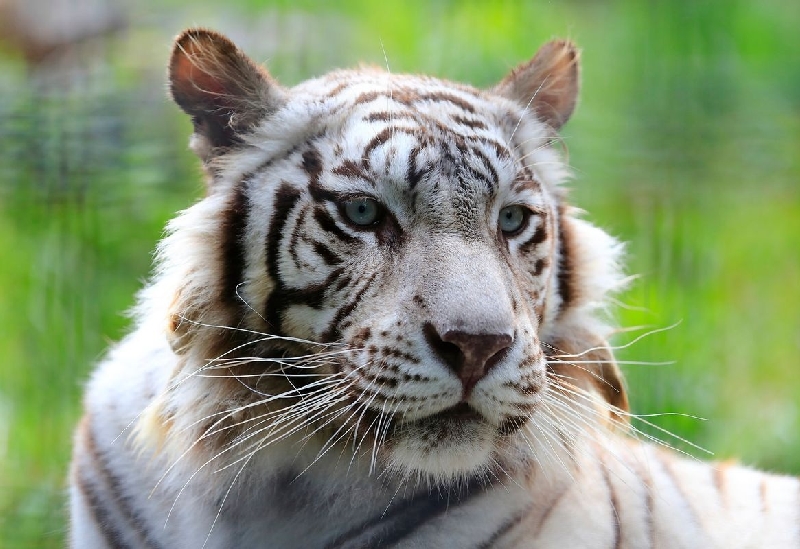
xmin=69 ymin=28 xmax=800 ymax=548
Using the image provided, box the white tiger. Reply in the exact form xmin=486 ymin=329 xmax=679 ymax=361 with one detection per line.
xmin=69 ymin=28 xmax=800 ymax=548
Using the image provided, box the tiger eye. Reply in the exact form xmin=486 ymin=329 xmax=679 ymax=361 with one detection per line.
xmin=343 ymin=197 xmax=380 ymax=226
xmin=498 ymin=205 xmax=527 ymax=234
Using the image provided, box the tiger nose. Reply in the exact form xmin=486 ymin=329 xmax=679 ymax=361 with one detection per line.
xmin=424 ymin=323 xmax=513 ymax=396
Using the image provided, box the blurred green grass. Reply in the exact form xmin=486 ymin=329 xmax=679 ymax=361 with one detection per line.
xmin=1 ymin=0 xmax=798 ymax=546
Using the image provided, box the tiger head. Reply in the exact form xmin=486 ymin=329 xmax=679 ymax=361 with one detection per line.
xmin=140 ymin=29 xmax=629 ymax=484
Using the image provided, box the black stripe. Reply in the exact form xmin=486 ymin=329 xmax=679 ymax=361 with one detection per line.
xmin=628 ymin=453 xmax=655 ymax=549
xmin=599 ymin=456 xmax=622 ymax=549
xmin=448 ymin=138 xmax=494 ymax=192
xmin=332 ymin=160 xmax=375 ymax=183
xmin=264 ymin=183 xmax=303 ymax=332
xmin=511 ymin=177 xmax=540 ymax=194
xmin=533 ymin=485 xmax=569 ymax=537
xmin=362 ymin=127 xmax=419 ymax=169
xmin=75 ymin=417 xmax=166 ymax=549
xmin=322 ymin=271 xmax=378 ymax=341
xmin=325 ymin=82 xmax=349 ymax=98
xmin=86 ymin=420 xmax=165 ymax=549
xmin=219 ymin=180 xmax=250 ymax=308
xmin=313 ymin=207 xmax=359 ymax=245
xmin=646 ymin=474 xmax=655 ymax=549
xmin=354 ymin=89 xmax=420 ymax=107
xmin=302 ymin=148 xmax=323 ymax=184
xmin=462 ymin=164 xmax=492 ymax=189
xmin=311 ymin=240 xmax=343 ymax=266
xmin=308 ymin=179 xmax=341 ymax=203
xmin=452 ymin=115 xmax=487 ymax=130
xmin=556 ymin=208 xmax=574 ymax=312
xmin=385 ymin=348 xmax=421 ymax=364
xmin=375 ymin=215 xmax=403 ymax=250
xmin=333 ymin=273 xmax=354 ymax=292
xmin=478 ymin=136 xmax=512 ymax=164
xmin=289 ymin=207 xmax=309 ymax=269
xmin=363 ymin=111 xmax=417 ymax=123
xmin=74 ymin=468 xmax=132 ymax=549
xmin=354 ymin=91 xmax=385 ymax=105
xmin=406 ymin=146 xmax=425 ymax=188
xmin=519 ymin=221 xmax=549 ymax=255
xmin=324 ymin=477 xmax=487 ymax=549
xmin=417 ymin=92 xmax=477 ymax=114
xmin=269 ymin=266 xmax=346 ymax=336
xmin=653 ymin=452 xmax=705 ymax=537
xmin=470 ymin=146 xmax=499 ymax=187
xmin=475 ymin=505 xmax=532 ymax=549
xmin=533 ymin=258 xmax=549 ymax=276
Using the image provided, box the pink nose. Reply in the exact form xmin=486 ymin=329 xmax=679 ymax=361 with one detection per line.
xmin=424 ymin=323 xmax=513 ymax=396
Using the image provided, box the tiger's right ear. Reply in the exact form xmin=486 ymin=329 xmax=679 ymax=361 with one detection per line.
xmin=493 ymin=39 xmax=580 ymax=130
xmin=169 ymin=28 xmax=287 ymax=160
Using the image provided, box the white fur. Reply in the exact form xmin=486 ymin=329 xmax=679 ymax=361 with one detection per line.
xmin=70 ymin=35 xmax=800 ymax=548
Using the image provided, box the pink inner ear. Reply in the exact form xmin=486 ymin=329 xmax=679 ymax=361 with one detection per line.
xmin=172 ymin=49 xmax=227 ymax=100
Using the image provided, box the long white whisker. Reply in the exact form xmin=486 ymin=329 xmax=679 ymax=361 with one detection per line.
xmin=508 ymin=77 xmax=548 ymax=143
xmin=201 ymin=439 xmax=260 ymax=549
xmin=547 ymin=382 xmax=711 ymax=458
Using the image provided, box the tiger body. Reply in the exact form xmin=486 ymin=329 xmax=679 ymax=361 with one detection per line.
xmin=69 ymin=29 xmax=800 ymax=548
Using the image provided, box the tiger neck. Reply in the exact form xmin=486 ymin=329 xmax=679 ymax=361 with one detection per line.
xmin=212 ymin=456 xmax=546 ymax=548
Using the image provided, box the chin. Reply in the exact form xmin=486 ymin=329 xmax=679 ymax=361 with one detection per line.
xmin=383 ymin=405 xmax=502 ymax=483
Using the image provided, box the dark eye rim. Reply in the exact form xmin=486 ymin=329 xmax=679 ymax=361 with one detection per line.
xmin=498 ymin=204 xmax=533 ymax=237
xmin=337 ymin=195 xmax=386 ymax=230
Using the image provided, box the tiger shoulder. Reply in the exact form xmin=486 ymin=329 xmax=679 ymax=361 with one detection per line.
xmin=69 ymin=28 xmax=800 ymax=548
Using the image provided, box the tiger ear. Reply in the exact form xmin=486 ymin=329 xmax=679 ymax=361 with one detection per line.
xmin=546 ymin=333 xmax=629 ymax=426
xmin=169 ymin=28 xmax=286 ymax=160
xmin=494 ymin=39 xmax=580 ymax=130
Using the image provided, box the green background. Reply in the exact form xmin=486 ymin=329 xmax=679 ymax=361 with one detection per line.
xmin=1 ymin=0 xmax=798 ymax=546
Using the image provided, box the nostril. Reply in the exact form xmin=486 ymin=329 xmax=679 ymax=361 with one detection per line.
xmin=423 ymin=322 xmax=514 ymax=394
xmin=484 ymin=345 xmax=511 ymax=373
xmin=423 ymin=322 xmax=465 ymax=371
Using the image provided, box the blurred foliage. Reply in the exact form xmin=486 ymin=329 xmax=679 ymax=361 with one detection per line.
xmin=0 ymin=0 xmax=798 ymax=546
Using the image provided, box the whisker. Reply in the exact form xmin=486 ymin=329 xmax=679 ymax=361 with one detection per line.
xmin=547 ymin=364 xmax=620 ymax=394
xmin=234 ymin=281 xmax=268 ymax=326
xmin=547 ymin=381 xmax=712 ymax=458
xmin=542 ymin=321 xmax=682 ymax=360
xmin=549 ymin=359 xmax=676 ymax=366
xmin=155 ymin=370 xmax=365 ymax=496
xmin=508 ymin=77 xmax=548 ymax=144
xmin=174 ymin=315 xmax=346 ymax=348
xmin=202 ymin=439 xmax=260 ymax=549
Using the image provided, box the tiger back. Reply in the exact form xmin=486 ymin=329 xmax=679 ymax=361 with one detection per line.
xmin=69 ymin=28 xmax=800 ymax=548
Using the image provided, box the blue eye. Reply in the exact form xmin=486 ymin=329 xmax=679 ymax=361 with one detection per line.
xmin=498 ymin=205 xmax=527 ymax=234
xmin=343 ymin=197 xmax=380 ymax=226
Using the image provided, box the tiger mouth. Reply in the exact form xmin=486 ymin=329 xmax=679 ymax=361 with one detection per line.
xmin=432 ymin=402 xmax=483 ymax=423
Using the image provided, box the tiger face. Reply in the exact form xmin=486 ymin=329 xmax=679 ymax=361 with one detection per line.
xmin=146 ymin=29 xmax=627 ymax=485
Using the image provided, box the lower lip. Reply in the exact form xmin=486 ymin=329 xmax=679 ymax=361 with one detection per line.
xmin=435 ymin=402 xmax=483 ymax=422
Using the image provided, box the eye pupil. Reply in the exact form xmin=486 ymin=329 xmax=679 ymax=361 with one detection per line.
xmin=344 ymin=197 xmax=380 ymax=226
xmin=498 ymin=205 xmax=527 ymax=234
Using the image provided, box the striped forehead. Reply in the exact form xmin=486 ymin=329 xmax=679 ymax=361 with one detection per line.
xmin=301 ymin=71 xmax=519 ymax=196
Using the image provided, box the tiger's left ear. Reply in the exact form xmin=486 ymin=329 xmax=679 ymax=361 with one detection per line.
xmin=169 ymin=28 xmax=287 ymax=160
xmin=493 ymin=39 xmax=580 ymax=130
